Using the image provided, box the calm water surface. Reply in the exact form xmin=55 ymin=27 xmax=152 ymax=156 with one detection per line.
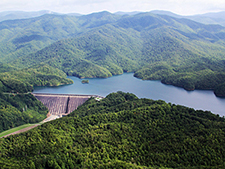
xmin=33 ymin=73 xmax=225 ymax=116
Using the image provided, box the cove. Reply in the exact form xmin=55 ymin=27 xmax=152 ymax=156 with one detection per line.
xmin=33 ymin=73 xmax=225 ymax=117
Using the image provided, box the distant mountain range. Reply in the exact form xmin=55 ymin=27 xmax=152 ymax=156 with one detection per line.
xmin=0 ymin=10 xmax=60 ymax=22
xmin=1 ymin=10 xmax=225 ymax=26
xmin=0 ymin=10 xmax=225 ymax=96
xmin=150 ymin=10 xmax=225 ymax=27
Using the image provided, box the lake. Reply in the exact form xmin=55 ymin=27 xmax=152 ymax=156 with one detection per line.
xmin=33 ymin=73 xmax=225 ymax=116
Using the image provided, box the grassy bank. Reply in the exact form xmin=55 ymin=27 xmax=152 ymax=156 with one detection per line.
xmin=0 ymin=123 xmax=41 ymax=138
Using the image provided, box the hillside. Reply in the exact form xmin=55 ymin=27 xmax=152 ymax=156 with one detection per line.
xmin=0 ymin=8 xmax=224 ymax=124
xmin=0 ymin=92 xmax=225 ymax=168
xmin=0 ymin=11 xmax=225 ymax=169
xmin=0 ymin=92 xmax=48 ymax=133
xmin=0 ymin=14 xmax=81 ymax=63
xmin=12 ymin=24 xmax=141 ymax=78
xmin=0 ymin=64 xmax=73 ymax=93
xmin=0 ymin=64 xmax=73 ymax=132
xmin=7 ymin=12 xmax=225 ymax=96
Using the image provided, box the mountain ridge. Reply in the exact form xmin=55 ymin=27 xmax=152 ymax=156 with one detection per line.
xmin=5 ymin=12 xmax=225 ymax=96
xmin=1 ymin=10 xmax=225 ymax=26
xmin=0 ymin=11 xmax=225 ymax=168
xmin=0 ymin=10 xmax=60 ymax=22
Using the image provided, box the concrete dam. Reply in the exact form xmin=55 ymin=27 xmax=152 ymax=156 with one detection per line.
xmin=32 ymin=93 xmax=103 ymax=121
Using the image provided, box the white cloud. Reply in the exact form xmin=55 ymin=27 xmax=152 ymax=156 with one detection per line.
xmin=0 ymin=0 xmax=225 ymax=15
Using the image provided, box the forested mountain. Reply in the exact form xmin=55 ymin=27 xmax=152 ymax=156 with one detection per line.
xmin=0 ymin=92 xmax=225 ymax=168
xmin=187 ymin=11 xmax=225 ymax=27
xmin=12 ymin=25 xmax=141 ymax=78
xmin=0 ymin=11 xmax=225 ymax=168
xmin=151 ymin=10 xmax=225 ymax=27
xmin=0 ymin=64 xmax=72 ymax=132
xmin=0 ymin=14 xmax=81 ymax=63
xmin=0 ymin=62 xmax=17 ymax=73
xmin=1 ymin=11 xmax=225 ymax=132
xmin=3 ymin=12 xmax=225 ymax=96
xmin=0 ymin=92 xmax=48 ymax=133
xmin=0 ymin=64 xmax=73 ymax=93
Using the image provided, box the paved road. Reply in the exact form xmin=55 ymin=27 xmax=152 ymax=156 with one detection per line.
xmin=0 ymin=124 xmax=40 ymax=138
xmin=1 ymin=93 xmax=104 ymax=138
xmin=42 ymin=115 xmax=61 ymax=122
xmin=0 ymin=115 xmax=62 ymax=138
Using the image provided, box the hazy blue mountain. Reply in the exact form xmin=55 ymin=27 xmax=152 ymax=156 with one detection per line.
xmin=198 ymin=11 xmax=225 ymax=19
xmin=78 ymin=11 xmax=121 ymax=29
xmin=188 ymin=11 xmax=225 ymax=27
xmin=0 ymin=10 xmax=60 ymax=22
xmin=67 ymin=13 xmax=82 ymax=16
xmin=150 ymin=10 xmax=183 ymax=18
xmin=150 ymin=10 xmax=225 ymax=27
xmin=114 ymin=11 xmax=142 ymax=16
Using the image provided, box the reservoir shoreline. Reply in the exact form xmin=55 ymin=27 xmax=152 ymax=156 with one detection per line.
xmin=33 ymin=73 xmax=225 ymax=117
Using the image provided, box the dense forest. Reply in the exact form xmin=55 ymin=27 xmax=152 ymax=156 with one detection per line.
xmin=0 ymin=92 xmax=225 ymax=168
xmin=0 ymin=11 xmax=225 ymax=168
xmin=0 ymin=92 xmax=48 ymax=132
xmin=0 ymin=64 xmax=73 ymax=93
xmin=0 ymin=12 xmax=224 ymax=96
xmin=0 ymin=64 xmax=72 ymax=132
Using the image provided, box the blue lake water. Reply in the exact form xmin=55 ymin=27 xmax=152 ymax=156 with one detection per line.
xmin=33 ymin=73 xmax=225 ymax=116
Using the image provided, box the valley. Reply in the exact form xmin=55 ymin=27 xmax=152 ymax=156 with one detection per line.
xmin=1 ymin=10 xmax=225 ymax=168
xmin=0 ymin=11 xmax=225 ymax=96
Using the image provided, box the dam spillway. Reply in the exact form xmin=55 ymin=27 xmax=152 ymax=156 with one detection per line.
xmin=32 ymin=93 xmax=103 ymax=117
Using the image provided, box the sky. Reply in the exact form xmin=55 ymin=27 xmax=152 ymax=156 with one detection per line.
xmin=0 ymin=0 xmax=225 ymax=16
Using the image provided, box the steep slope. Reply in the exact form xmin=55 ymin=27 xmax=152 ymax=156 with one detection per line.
xmin=0 ymin=92 xmax=225 ymax=168
xmin=0 ymin=64 xmax=72 ymax=132
xmin=115 ymin=13 xmax=225 ymax=95
xmin=10 ymin=12 xmax=225 ymax=96
xmin=134 ymin=21 xmax=225 ymax=93
xmin=13 ymin=25 xmax=142 ymax=78
xmin=0 ymin=92 xmax=48 ymax=133
xmin=0 ymin=64 xmax=73 ymax=93
xmin=0 ymin=62 xmax=17 ymax=73
xmin=0 ymin=14 xmax=80 ymax=62
xmin=0 ymin=12 xmax=123 ymax=64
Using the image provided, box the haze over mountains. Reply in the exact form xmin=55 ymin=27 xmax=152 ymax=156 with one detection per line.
xmin=0 ymin=10 xmax=57 ymax=22
xmin=150 ymin=10 xmax=225 ymax=27
xmin=1 ymin=10 xmax=225 ymax=26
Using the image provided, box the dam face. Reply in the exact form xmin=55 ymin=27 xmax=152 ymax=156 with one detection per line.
xmin=32 ymin=93 xmax=100 ymax=116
